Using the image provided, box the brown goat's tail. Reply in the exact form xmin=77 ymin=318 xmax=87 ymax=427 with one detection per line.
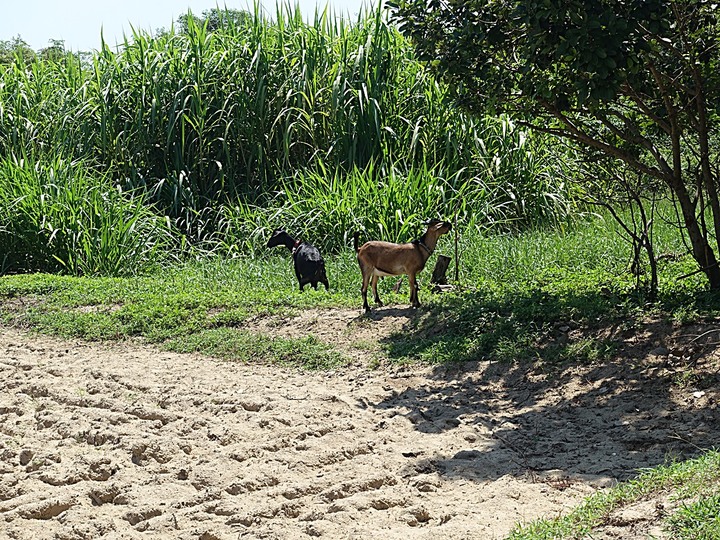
xmin=353 ymin=231 xmax=361 ymax=253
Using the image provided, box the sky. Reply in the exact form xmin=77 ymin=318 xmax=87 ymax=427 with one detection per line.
xmin=1 ymin=0 xmax=370 ymax=52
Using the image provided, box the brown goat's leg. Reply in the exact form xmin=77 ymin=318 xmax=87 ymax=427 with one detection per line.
xmin=361 ymin=271 xmax=372 ymax=311
xmin=408 ymin=274 xmax=420 ymax=308
xmin=371 ymin=276 xmax=383 ymax=307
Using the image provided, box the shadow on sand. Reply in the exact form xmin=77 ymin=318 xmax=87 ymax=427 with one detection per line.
xmin=367 ymin=288 xmax=720 ymax=484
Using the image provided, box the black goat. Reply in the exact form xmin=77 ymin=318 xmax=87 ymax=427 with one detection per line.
xmin=266 ymin=229 xmax=329 ymax=291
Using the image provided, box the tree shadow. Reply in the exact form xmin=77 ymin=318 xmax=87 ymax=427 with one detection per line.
xmin=372 ymin=286 xmax=720 ymax=484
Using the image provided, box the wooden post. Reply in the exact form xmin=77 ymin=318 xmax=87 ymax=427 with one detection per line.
xmin=454 ymin=212 xmax=459 ymax=282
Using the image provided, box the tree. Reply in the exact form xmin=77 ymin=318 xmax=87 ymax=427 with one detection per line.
xmin=390 ymin=0 xmax=720 ymax=289
xmin=177 ymin=8 xmax=252 ymax=34
xmin=39 ymin=39 xmax=66 ymax=62
xmin=0 ymin=35 xmax=36 ymax=64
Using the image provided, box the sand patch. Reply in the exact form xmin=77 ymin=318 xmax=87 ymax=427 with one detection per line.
xmin=1 ymin=317 xmax=719 ymax=539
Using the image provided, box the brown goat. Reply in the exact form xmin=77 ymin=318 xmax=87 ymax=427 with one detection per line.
xmin=353 ymin=219 xmax=452 ymax=311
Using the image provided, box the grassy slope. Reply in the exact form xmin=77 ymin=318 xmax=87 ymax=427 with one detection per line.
xmin=0 ymin=254 xmax=360 ymax=368
xmin=1 ymin=212 xmax=716 ymax=368
xmin=509 ymin=451 xmax=720 ymax=539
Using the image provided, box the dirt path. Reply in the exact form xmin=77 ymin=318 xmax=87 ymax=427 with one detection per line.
xmin=1 ymin=313 xmax=719 ymax=539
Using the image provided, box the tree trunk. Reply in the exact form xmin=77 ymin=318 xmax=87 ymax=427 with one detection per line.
xmin=646 ymin=237 xmax=658 ymax=301
xmin=431 ymin=255 xmax=451 ymax=285
xmin=674 ymin=184 xmax=720 ymax=289
xmin=692 ymin=71 xmax=720 ymax=258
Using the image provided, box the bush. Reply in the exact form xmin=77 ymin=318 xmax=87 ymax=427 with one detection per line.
xmin=0 ymin=157 xmax=175 ymax=276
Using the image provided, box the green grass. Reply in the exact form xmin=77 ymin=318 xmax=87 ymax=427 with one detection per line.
xmin=0 ymin=256 xmax=353 ymax=341
xmin=507 ymin=451 xmax=720 ymax=539
xmin=0 ymin=209 xmax=715 ymax=368
xmin=217 ymin=129 xmax=574 ymax=257
xmin=0 ymin=256 xmax=356 ymax=369
xmin=667 ymin=492 xmax=720 ymax=540
xmin=164 ymin=328 xmax=345 ymax=369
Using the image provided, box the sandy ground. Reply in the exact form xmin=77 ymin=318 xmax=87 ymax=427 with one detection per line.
xmin=1 ymin=309 xmax=719 ymax=540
